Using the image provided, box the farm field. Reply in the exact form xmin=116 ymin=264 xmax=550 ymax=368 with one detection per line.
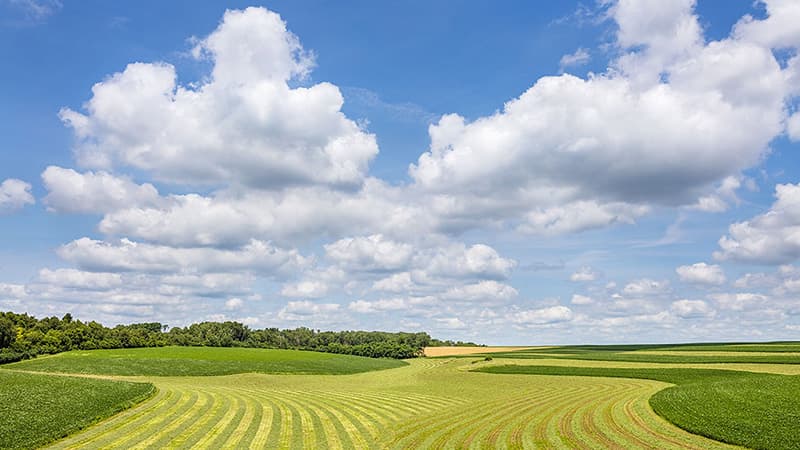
xmin=1 ymin=343 xmax=798 ymax=449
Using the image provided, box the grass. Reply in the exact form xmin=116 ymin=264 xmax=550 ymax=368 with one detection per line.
xmin=3 ymin=342 xmax=798 ymax=448
xmin=475 ymin=365 xmax=800 ymax=449
xmin=3 ymin=346 xmax=407 ymax=376
xmin=45 ymin=359 xmax=733 ymax=449
xmin=0 ymin=371 xmax=153 ymax=449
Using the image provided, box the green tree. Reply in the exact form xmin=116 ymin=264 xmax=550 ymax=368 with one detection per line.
xmin=0 ymin=317 xmax=15 ymax=348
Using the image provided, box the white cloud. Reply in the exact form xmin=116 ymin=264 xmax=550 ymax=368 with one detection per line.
xmin=521 ymin=201 xmax=649 ymax=235
xmin=670 ymin=299 xmax=715 ymax=318
xmin=788 ymin=112 xmax=800 ymax=141
xmin=0 ymin=178 xmax=34 ymax=213
xmin=59 ymin=7 xmax=377 ymax=190
xmin=57 ymin=237 xmax=307 ymax=275
xmin=715 ymin=183 xmax=800 ymax=264
xmin=372 ymin=272 xmax=415 ymax=293
xmin=225 ymin=298 xmax=243 ymax=310
xmin=408 ymin=0 xmax=792 ymax=239
xmin=278 ymin=300 xmax=340 ymax=321
xmin=441 ymin=280 xmax=518 ymax=303
xmin=38 ymin=268 xmax=122 ymax=290
xmin=280 ymin=280 xmax=329 ymax=298
xmin=434 ymin=317 xmax=467 ymax=329
xmin=570 ymin=266 xmax=597 ymax=282
xmin=676 ymin=263 xmax=726 ymax=286
xmin=0 ymin=283 xmax=27 ymax=299
xmin=733 ymin=0 xmax=800 ymax=49
xmin=571 ymin=294 xmax=594 ymax=305
xmin=42 ymin=166 xmax=160 ymax=214
xmin=622 ymin=279 xmax=670 ymax=296
xmin=324 ymin=234 xmax=413 ymax=271
xmin=559 ymin=48 xmax=590 ymax=71
xmin=348 ymin=298 xmax=407 ymax=314
xmin=509 ymin=305 xmax=573 ymax=325
xmin=710 ymin=293 xmax=769 ymax=311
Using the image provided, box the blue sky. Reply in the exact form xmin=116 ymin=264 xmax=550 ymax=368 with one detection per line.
xmin=1 ymin=0 xmax=800 ymax=344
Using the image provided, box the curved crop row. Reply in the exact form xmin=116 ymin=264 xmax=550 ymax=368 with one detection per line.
xmin=46 ymin=363 xmax=735 ymax=449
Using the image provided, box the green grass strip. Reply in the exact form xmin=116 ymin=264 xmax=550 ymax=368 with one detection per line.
xmin=476 ymin=364 xmax=800 ymax=449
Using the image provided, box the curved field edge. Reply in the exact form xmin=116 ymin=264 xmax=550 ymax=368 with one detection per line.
xmin=475 ymin=364 xmax=800 ymax=450
xmin=0 ymin=371 xmax=155 ymax=449
xmin=2 ymin=346 xmax=407 ymax=376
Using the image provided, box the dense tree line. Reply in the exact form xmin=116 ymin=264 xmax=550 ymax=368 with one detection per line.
xmin=0 ymin=311 xmax=467 ymax=363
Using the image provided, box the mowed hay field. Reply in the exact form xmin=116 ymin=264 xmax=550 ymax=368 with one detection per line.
xmin=1 ymin=344 xmax=798 ymax=449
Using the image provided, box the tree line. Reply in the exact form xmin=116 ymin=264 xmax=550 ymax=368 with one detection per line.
xmin=0 ymin=311 xmax=479 ymax=363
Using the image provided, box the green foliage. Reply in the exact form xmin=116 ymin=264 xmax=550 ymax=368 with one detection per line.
xmin=428 ymin=338 xmax=482 ymax=347
xmin=0 ymin=371 xmax=153 ymax=449
xmin=5 ymin=346 xmax=407 ymax=376
xmin=0 ymin=317 xmax=14 ymax=348
xmin=0 ymin=311 xmax=434 ymax=360
xmin=475 ymin=364 xmax=800 ymax=449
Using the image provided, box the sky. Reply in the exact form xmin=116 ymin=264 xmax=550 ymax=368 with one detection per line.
xmin=1 ymin=0 xmax=800 ymax=344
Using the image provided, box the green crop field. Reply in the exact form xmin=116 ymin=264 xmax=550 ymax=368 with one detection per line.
xmin=5 ymin=346 xmax=406 ymax=376
xmin=1 ymin=343 xmax=798 ymax=449
xmin=0 ymin=371 xmax=153 ymax=449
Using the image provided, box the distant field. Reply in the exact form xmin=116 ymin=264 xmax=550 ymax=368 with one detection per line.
xmin=2 ymin=342 xmax=798 ymax=449
xmin=5 ymin=346 xmax=407 ymax=376
xmin=0 ymin=371 xmax=153 ymax=449
xmin=422 ymin=346 xmax=541 ymax=357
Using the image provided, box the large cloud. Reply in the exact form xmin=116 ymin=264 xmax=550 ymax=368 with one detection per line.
xmin=408 ymin=0 xmax=792 ymax=235
xmin=59 ymin=7 xmax=377 ymax=190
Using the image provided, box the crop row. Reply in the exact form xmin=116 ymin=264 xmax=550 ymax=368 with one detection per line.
xmin=46 ymin=371 xmax=732 ymax=448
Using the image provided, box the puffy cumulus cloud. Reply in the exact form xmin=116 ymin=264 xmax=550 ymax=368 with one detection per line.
xmin=408 ymin=0 xmax=795 ymax=238
xmin=676 ymin=263 xmax=726 ymax=286
xmin=372 ymin=272 xmax=415 ymax=293
xmin=421 ymin=242 xmax=516 ymax=280
xmin=508 ymin=306 xmax=574 ymax=326
xmin=521 ymin=201 xmax=648 ymax=235
xmin=59 ymin=7 xmax=377 ymax=190
xmin=57 ymin=237 xmax=307 ymax=276
xmin=670 ymin=299 xmax=715 ymax=319
xmin=0 ymin=178 xmax=34 ymax=213
xmin=715 ymin=183 xmax=800 ymax=264
xmin=733 ymin=0 xmax=800 ymax=49
xmin=97 ymin=180 xmax=427 ymax=248
xmin=324 ymin=234 xmax=413 ymax=272
xmin=689 ymin=176 xmax=746 ymax=213
xmin=570 ymin=266 xmax=597 ymax=282
xmin=42 ymin=166 xmax=160 ymax=214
